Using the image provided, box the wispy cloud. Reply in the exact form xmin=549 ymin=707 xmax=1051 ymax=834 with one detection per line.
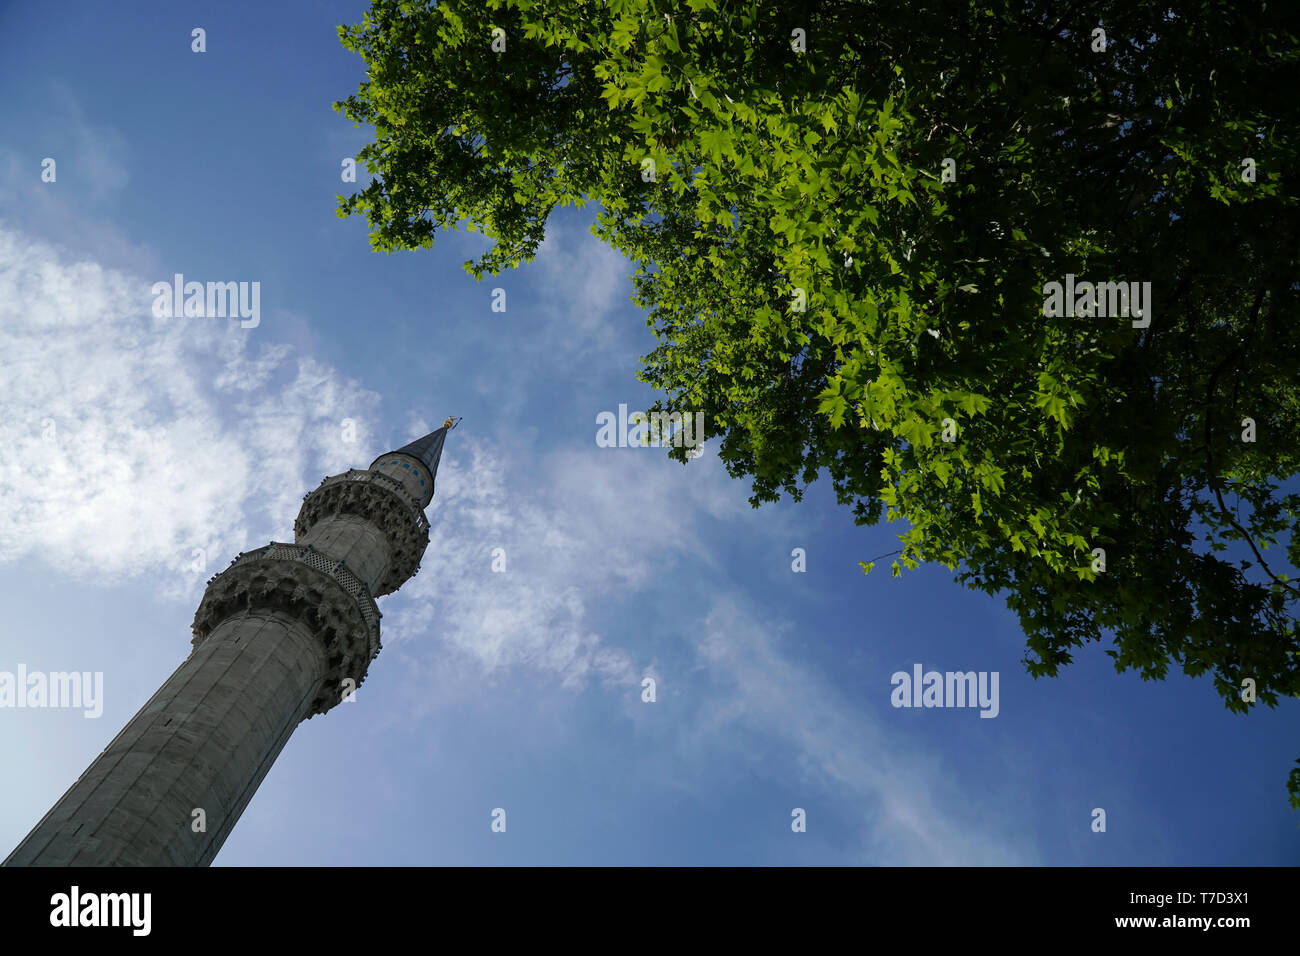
xmin=532 ymin=217 xmax=634 ymax=355
xmin=692 ymin=599 xmax=1038 ymax=864
xmin=0 ymin=227 xmax=379 ymax=598
xmin=53 ymin=86 xmax=132 ymax=204
xmin=0 ymin=88 xmax=152 ymax=274
xmin=0 ymin=225 xmax=1036 ymax=866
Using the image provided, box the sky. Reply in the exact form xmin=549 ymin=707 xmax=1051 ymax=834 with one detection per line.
xmin=0 ymin=0 xmax=1296 ymax=866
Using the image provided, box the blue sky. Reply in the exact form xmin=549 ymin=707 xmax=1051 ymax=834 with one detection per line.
xmin=0 ymin=0 xmax=1296 ymax=866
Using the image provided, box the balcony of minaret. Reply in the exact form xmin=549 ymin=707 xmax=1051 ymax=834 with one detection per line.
xmin=293 ymin=468 xmax=431 ymax=597
xmin=2 ymin=424 xmax=454 ymax=868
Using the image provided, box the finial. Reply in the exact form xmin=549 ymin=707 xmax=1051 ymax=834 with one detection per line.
xmin=443 ymin=416 xmax=462 ymax=430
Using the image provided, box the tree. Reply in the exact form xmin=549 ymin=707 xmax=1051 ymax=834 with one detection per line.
xmin=334 ymin=0 xmax=1300 ymax=806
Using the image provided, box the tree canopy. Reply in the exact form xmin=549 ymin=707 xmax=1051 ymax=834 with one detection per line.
xmin=334 ymin=0 xmax=1300 ymax=805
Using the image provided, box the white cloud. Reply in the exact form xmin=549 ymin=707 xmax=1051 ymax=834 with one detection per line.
xmin=692 ymin=598 xmax=1038 ymax=865
xmin=0 ymin=224 xmax=649 ymax=690
xmin=213 ymin=341 xmax=293 ymax=392
xmin=0 ymin=90 xmax=155 ymax=276
xmin=384 ymin=440 xmax=644 ymax=695
xmin=533 ymin=218 xmax=633 ymax=354
xmin=0 ymin=227 xmax=379 ymax=599
xmin=0 ymin=225 xmax=1034 ymax=866
xmin=386 ymin=436 xmax=758 ymax=679
xmin=383 ymin=435 xmax=1034 ymax=862
xmin=57 ymin=90 xmax=131 ymax=204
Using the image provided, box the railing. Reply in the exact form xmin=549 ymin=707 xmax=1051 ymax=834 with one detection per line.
xmin=302 ymin=469 xmax=429 ymax=535
xmin=207 ymin=542 xmax=382 ymax=661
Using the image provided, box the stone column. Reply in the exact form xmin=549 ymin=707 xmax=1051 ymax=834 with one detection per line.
xmin=3 ymin=608 xmax=326 ymax=866
xmin=3 ymin=463 xmax=429 ymax=867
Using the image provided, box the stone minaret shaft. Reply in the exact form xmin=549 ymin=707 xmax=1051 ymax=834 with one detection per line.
xmin=3 ymin=424 xmax=453 ymax=866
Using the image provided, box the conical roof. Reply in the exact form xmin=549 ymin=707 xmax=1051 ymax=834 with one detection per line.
xmin=367 ymin=422 xmax=455 ymax=506
xmin=394 ymin=427 xmax=448 ymax=482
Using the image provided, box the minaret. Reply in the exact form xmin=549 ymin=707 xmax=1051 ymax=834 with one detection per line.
xmin=3 ymin=420 xmax=458 ymax=866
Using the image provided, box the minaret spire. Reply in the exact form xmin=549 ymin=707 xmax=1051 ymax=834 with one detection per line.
xmin=367 ymin=419 xmax=458 ymax=508
xmin=3 ymin=420 xmax=457 ymax=866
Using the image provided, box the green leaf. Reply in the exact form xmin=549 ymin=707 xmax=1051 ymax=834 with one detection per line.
xmin=337 ymin=0 xmax=1300 ymax=810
